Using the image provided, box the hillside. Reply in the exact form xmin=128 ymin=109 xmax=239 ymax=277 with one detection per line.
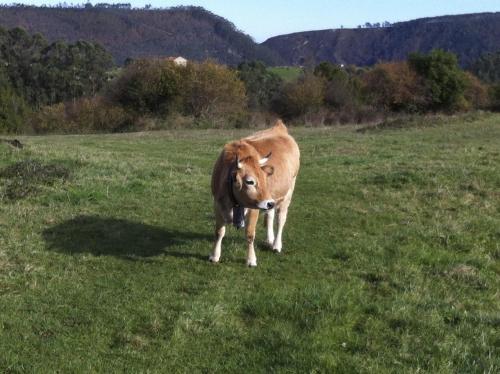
xmin=0 ymin=5 xmax=283 ymax=65
xmin=263 ymin=12 xmax=500 ymax=67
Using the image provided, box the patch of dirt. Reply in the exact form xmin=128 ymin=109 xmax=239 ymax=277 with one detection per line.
xmin=447 ymin=264 xmax=477 ymax=277
xmin=0 ymin=159 xmax=71 ymax=201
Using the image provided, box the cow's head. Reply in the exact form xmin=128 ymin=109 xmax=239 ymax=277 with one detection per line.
xmin=231 ymin=152 xmax=275 ymax=210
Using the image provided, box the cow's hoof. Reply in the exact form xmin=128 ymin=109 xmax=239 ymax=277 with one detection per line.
xmin=265 ymin=240 xmax=274 ymax=249
xmin=272 ymin=246 xmax=282 ymax=253
xmin=247 ymin=259 xmax=257 ymax=267
xmin=208 ymin=255 xmax=220 ymax=263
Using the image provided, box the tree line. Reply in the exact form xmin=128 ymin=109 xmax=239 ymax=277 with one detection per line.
xmin=1 ymin=25 xmax=500 ymax=133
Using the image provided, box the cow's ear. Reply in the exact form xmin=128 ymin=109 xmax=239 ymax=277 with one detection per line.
xmin=261 ymin=165 xmax=274 ymax=176
xmin=259 ymin=152 xmax=272 ymax=166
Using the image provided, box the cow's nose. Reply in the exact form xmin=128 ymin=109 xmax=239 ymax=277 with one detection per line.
xmin=257 ymin=199 xmax=275 ymax=210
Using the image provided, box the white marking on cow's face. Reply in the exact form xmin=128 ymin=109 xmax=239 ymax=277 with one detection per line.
xmin=257 ymin=199 xmax=275 ymax=210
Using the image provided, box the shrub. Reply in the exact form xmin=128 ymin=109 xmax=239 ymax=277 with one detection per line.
xmin=273 ymin=72 xmax=325 ymax=119
xmin=463 ymin=72 xmax=489 ymax=109
xmin=29 ymin=103 xmax=68 ymax=134
xmin=362 ymin=62 xmax=425 ymax=112
xmin=408 ymin=49 xmax=468 ymax=111
xmin=31 ymin=97 xmax=135 ymax=134
xmin=314 ymin=62 xmax=362 ymax=110
xmin=108 ymin=58 xmax=184 ymax=115
xmin=182 ymin=61 xmax=247 ymax=124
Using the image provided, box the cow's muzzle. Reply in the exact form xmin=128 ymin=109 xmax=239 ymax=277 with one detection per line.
xmin=257 ymin=199 xmax=275 ymax=210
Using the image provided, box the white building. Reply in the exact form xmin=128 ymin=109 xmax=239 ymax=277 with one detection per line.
xmin=167 ymin=56 xmax=188 ymax=66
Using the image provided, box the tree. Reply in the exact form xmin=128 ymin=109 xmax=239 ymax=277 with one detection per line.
xmin=463 ymin=72 xmax=489 ymax=109
xmin=0 ymin=26 xmax=114 ymax=107
xmin=468 ymin=51 xmax=500 ymax=84
xmin=362 ymin=62 xmax=425 ymax=112
xmin=0 ymin=70 xmax=29 ymax=133
xmin=314 ymin=62 xmax=360 ymax=109
xmin=182 ymin=61 xmax=246 ymax=121
xmin=408 ymin=49 xmax=467 ymax=111
xmin=273 ymin=72 xmax=325 ymax=119
xmin=237 ymin=61 xmax=282 ymax=111
xmin=108 ymin=58 xmax=183 ymax=115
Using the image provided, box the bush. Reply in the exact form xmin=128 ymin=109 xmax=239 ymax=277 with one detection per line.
xmin=408 ymin=49 xmax=468 ymax=111
xmin=31 ymin=97 xmax=135 ymax=134
xmin=108 ymin=59 xmax=184 ymax=116
xmin=29 ymin=103 xmax=68 ymax=133
xmin=463 ymin=72 xmax=489 ymax=109
xmin=182 ymin=61 xmax=247 ymax=125
xmin=314 ymin=62 xmax=362 ymax=110
xmin=273 ymin=72 xmax=325 ymax=119
xmin=362 ymin=62 xmax=425 ymax=113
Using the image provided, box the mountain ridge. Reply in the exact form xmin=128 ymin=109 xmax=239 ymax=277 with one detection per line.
xmin=0 ymin=5 xmax=283 ymax=65
xmin=262 ymin=12 xmax=500 ymax=66
xmin=1 ymin=6 xmax=500 ymax=67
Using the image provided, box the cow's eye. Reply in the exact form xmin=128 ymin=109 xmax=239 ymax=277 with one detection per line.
xmin=245 ymin=179 xmax=255 ymax=186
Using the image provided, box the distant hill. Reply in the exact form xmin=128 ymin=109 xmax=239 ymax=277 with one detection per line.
xmin=262 ymin=12 xmax=500 ymax=67
xmin=0 ymin=5 xmax=283 ymax=65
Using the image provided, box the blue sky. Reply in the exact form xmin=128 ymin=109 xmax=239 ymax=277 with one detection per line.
xmin=7 ymin=1 xmax=500 ymax=42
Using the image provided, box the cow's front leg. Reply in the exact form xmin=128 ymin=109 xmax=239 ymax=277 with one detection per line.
xmin=245 ymin=208 xmax=260 ymax=267
xmin=209 ymin=211 xmax=225 ymax=263
xmin=265 ymin=208 xmax=275 ymax=248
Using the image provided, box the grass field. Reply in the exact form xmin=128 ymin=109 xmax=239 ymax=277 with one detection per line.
xmin=1 ymin=114 xmax=499 ymax=372
xmin=268 ymin=66 xmax=303 ymax=82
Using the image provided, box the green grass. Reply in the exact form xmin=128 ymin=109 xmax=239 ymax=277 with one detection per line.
xmin=268 ymin=66 xmax=303 ymax=82
xmin=1 ymin=114 xmax=499 ymax=372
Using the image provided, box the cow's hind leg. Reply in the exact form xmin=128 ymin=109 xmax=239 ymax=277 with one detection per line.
xmin=264 ymin=208 xmax=275 ymax=248
xmin=209 ymin=210 xmax=225 ymax=263
xmin=245 ymin=208 xmax=260 ymax=267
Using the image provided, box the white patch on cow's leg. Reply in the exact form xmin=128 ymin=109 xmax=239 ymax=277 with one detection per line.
xmin=246 ymin=240 xmax=257 ymax=267
xmin=246 ymin=230 xmax=257 ymax=266
xmin=209 ymin=214 xmax=225 ymax=263
xmin=265 ymin=208 xmax=275 ymax=248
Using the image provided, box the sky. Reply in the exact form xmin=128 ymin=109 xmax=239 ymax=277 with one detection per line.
xmin=6 ymin=0 xmax=500 ymax=42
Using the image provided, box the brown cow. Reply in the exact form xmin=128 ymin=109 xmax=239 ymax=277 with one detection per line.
xmin=210 ymin=120 xmax=300 ymax=266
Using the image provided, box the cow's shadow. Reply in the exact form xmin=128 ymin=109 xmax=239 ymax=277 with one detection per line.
xmin=43 ymin=215 xmax=211 ymax=260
